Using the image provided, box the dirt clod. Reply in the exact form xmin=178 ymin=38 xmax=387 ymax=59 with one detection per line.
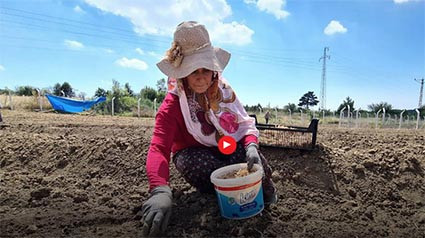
xmin=30 ymin=188 xmax=52 ymax=200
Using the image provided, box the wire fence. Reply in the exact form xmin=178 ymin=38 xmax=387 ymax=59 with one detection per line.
xmin=2 ymin=93 xmax=423 ymax=130
xmin=249 ymin=111 xmax=425 ymax=130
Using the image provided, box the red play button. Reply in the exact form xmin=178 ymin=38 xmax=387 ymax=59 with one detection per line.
xmin=218 ymin=136 xmax=237 ymax=155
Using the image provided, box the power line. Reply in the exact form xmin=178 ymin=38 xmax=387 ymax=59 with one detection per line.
xmin=0 ymin=19 xmax=168 ymax=49
xmin=0 ymin=19 xmax=323 ymax=67
xmin=0 ymin=6 xmax=169 ymax=43
xmin=0 ymin=7 xmax=329 ymax=56
xmin=0 ymin=6 xmax=410 ymax=87
xmin=0 ymin=17 xmax=321 ymax=65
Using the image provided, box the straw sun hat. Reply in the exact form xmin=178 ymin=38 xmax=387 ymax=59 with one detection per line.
xmin=157 ymin=21 xmax=231 ymax=79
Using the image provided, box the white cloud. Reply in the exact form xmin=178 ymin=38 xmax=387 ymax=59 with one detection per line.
xmin=0 ymin=65 xmax=4 ymax=71
xmin=74 ymin=5 xmax=86 ymax=14
xmin=213 ymin=21 xmax=254 ymax=45
xmin=394 ymin=0 xmax=423 ymax=3
xmin=64 ymin=40 xmax=84 ymax=50
xmin=84 ymin=0 xmax=254 ymax=45
xmin=104 ymin=48 xmax=114 ymax=54
xmin=324 ymin=20 xmax=347 ymax=35
xmin=245 ymin=0 xmax=290 ymax=20
xmin=115 ymin=57 xmax=148 ymax=71
xmin=148 ymin=51 xmax=163 ymax=60
xmin=135 ymin=48 xmax=145 ymax=55
xmin=393 ymin=0 xmax=410 ymax=3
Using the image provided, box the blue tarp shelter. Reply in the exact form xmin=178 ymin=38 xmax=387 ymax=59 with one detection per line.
xmin=45 ymin=94 xmax=106 ymax=113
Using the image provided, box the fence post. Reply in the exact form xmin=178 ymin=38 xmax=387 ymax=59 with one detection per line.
xmin=8 ymin=91 xmax=13 ymax=110
xmin=300 ymin=109 xmax=303 ymax=123
xmin=111 ymin=97 xmax=116 ymax=116
xmin=36 ymin=89 xmax=43 ymax=111
xmin=275 ymin=107 xmax=278 ymax=123
xmin=382 ymin=108 xmax=386 ymax=126
xmin=423 ymin=116 xmax=425 ymax=129
xmin=288 ymin=109 xmax=292 ymax=121
xmin=153 ymin=98 xmax=157 ymax=116
xmin=406 ymin=114 xmax=410 ymax=128
xmin=347 ymin=105 xmax=351 ymax=127
xmin=137 ymin=98 xmax=141 ymax=117
xmin=375 ymin=109 xmax=382 ymax=129
xmin=355 ymin=109 xmax=360 ymax=128
xmin=399 ymin=110 xmax=405 ymax=129
xmin=416 ymin=109 xmax=420 ymax=130
xmin=339 ymin=106 xmax=346 ymax=128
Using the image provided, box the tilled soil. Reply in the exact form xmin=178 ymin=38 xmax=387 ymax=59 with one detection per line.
xmin=0 ymin=110 xmax=424 ymax=238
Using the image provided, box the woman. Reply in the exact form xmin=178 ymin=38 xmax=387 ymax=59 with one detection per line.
xmin=141 ymin=21 xmax=277 ymax=237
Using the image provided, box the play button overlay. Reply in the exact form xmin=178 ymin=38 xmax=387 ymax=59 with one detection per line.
xmin=218 ymin=136 xmax=237 ymax=155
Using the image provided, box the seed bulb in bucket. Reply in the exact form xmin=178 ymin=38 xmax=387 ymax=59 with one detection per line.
xmin=220 ymin=167 xmax=257 ymax=179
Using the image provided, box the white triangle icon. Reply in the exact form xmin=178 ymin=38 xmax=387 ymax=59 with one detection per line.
xmin=223 ymin=141 xmax=230 ymax=149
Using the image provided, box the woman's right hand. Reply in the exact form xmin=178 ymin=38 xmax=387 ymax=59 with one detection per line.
xmin=246 ymin=143 xmax=262 ymax=171
xmin=141 ymin=186 xmax=173 ymax=237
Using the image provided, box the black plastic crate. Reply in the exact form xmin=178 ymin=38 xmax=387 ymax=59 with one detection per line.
xmin=250 ymin=114 xmax=319 ymax=150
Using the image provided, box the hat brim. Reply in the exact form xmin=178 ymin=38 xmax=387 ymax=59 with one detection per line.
xmin=157 ymin=47 xmax=230 ymax=79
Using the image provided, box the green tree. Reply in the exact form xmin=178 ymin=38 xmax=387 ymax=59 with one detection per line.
xmin=368 ymin=102 xmax=393 ymax=113
xmin=337 ymin=97 xmax=355 ymax=113
xmin=52 ymin=82 xmax=74 ymax=97
xmin=53 ymin=83 xmax=62 ymax=96
xmin=140 ymin=86 xmax=157 ymax=101
xmin=94 ymin=87 xmax=107 ymax=97
xmin=124 ymin=82 xmax=134 ymax=96
xmin=61 ymin=82 xmax=75 ymax=97
xmin=15 ymin=86 xmax=35 ymax=96
xmin=283 ymin=103 xmax=297 ymax=112
xmin=419 ymin=105 xmax=425 ymax=116
xmin=298 ymin=91 xmax=319 ymax=109
xmin=156 ymin=91 xmax=166 ymax=104
xmin=110 ymin=80 xmax=123 ymax=113
xmin=0 ymin=88 xmax=8 ymax=94
xmin=156 ymin=78 xmax=167 ymax=92
xmin=99 ymin=80 xmax=140 ymax=114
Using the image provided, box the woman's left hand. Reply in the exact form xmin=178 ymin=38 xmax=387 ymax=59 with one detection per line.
xmin=246 ymin=143 xmax=262 ymax=171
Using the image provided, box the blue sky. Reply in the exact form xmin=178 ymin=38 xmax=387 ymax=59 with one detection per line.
xmin=0 ymin=0 xmax=424 ymax=110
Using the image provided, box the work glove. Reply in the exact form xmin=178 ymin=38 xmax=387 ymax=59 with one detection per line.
xmin=141 ymin=185 xmax=172 ymax=237
xmin=246 ymin=143 xmax=262 ymax=171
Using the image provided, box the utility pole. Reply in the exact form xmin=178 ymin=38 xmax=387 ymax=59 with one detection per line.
xmin=319 ymin=47 xmax=330 ymax=110
xmin=415 ymin=78 xmax=424 ymax=108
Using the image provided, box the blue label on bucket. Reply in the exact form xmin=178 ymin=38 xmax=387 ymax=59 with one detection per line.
xmin=216 ymin=186 xmax=264 ymax=219
xmin=240 ymin=201 xmax=257 ymax=212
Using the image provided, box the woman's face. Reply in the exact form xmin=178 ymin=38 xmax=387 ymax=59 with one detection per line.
xmin=186 ymin=68 xmax=213 ymax=93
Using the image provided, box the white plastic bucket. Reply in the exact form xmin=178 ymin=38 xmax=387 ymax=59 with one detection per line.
xmin=210 ymin=163 xmax=264 ymax=219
